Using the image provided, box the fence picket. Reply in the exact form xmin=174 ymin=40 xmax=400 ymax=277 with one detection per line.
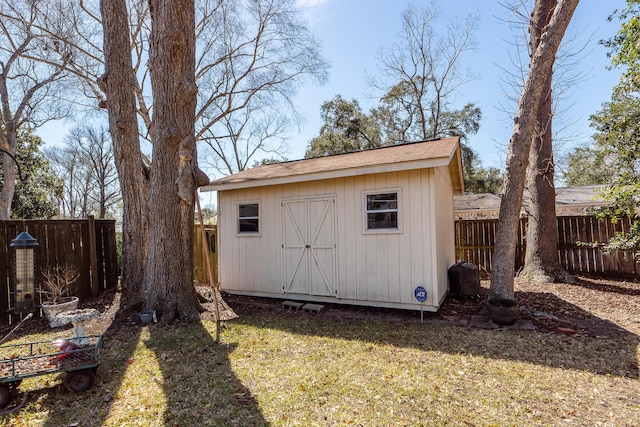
xmin=0 ymin=219 xmax=118 ymax=323
xmin=455 ymin=215 xmax=638 ymax=277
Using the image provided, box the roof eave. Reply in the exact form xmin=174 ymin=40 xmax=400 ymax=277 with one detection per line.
xmin=448 ymin=142 xmax=465 ymax=195
xmin=203 ymin=156 xmax=454 ymax=192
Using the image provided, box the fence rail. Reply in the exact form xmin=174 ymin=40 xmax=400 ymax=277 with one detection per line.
xmin=455 ymin=215 xmax=639 ymax=277
xmin=0 ymin=218 xmax=118 ymax=323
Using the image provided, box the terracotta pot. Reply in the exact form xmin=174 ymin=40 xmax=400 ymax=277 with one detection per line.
xmin=487 ymin=298 xmax=520 ymax=326
xmin=42 ymin=296 xmax=79 ymax=328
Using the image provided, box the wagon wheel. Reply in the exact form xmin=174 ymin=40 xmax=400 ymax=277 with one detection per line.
xmin=6 ymin=380 xmax=22 ymax=394
xmin=64 ymin=369 xmax=95 ymax=393
xmin=0 ymin=385 xmax=11 ymax=409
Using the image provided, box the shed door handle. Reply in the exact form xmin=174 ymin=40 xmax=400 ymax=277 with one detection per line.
xmin=305 ymin=244 xmax=311 ymax=248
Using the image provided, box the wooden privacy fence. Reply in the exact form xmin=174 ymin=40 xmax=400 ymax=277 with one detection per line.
xmin=455 ymin=215 xmax=639 ymax=277
xmin=0 ymin=217 xmax=118 ymax=323
xmin=193 ymin=225 xmax=218 ymax=284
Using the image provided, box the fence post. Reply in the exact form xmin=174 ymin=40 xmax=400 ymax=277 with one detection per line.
xmin=88 ymin=215 xmax=99 ymax=297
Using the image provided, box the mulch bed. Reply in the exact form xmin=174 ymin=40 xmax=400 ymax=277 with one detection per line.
xmin=1 ymin=274 xmax=638 ymax=341
xmin=437 ymin=274 xmax=640 ymax=338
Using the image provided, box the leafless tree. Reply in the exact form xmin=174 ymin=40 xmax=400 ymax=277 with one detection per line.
xmin=46 ymin=141 xmax=92 ymax=218
xmin=47 ymin=125 xmax=121 ymax=218
xmin=369 ymin=2 xmax=480 ymax=143
xmin=195 ymin=0 xmax=328 ymax=175
xmin=496 ymin=0 xmax=588 ymax=284
xmin=66 ymin=0 xmax=328 ymax=175
xmin=99 ymin=0 xmax=149 ymax=306
xmin=143 ymin=0 xmax=205 ymax=321
xmin=83 ymin=126 xmax=120 ymax=218
xmin=521 ymin=0 xmax=574 ymax=283
xmin=490 ymin=0 xmax=579 ymax=300
xmin=202 ymin=105 xmax=290 ymax=175
xmin=10 ymin=0 xmax=327 ymax=317
xmin=0 ymin=0 xmax=75 ymax=219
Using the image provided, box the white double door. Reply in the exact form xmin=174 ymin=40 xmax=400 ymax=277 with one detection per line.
xmin=282 ymin=196 xmax=337 ymax=296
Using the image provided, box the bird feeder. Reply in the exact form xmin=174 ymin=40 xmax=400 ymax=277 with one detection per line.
xmin=10 ymin=231 xmax=39 ymax=313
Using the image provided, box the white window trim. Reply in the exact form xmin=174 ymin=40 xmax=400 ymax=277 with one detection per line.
xmin=362 ymin=188 xmax=403 ymax=234
xmin=237 ymin=200 xmax=261 ymax=236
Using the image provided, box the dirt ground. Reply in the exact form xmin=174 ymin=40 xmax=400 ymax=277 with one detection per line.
xmin=437 ymin=274 xmax=640 ymax=338
xmin=218 ymin=274 xmax=640 ymax=340
xmin=1 ymin=274 xmax=639 ymax=340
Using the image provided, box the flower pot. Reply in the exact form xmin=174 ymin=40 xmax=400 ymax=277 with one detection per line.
xmin=139 ymin=310 xmax=156 ymax=324
xmin=487 ymin=298 xmax=520 ymax=326
xmin=42 ymin=296 xmax=79 ymax=328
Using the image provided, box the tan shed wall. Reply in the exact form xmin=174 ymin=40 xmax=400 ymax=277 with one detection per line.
xmin=433 ymin=166 xmax=456 ymax=305
xmin=217 ymin=169 xmax=453 ymax=310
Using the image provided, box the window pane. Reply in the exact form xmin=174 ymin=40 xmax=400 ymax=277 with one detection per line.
xmin=367 ymin=212 xmax=398 ymax=229
xmin=238 ymin=203 xmax=259 ymax=233
xmin=366 ymin=193 xmax=397 ymax=211
xmin=239 ymin=203 xmax=259 ymax=218
xmin=239 ymin=218 xmax=259 ymax=233
xmin=366 ymin=192 xmax=399 ymax=230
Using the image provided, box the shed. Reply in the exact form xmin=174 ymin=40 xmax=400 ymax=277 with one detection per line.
xmin=202 ymin=138 xmax=464 ymax=311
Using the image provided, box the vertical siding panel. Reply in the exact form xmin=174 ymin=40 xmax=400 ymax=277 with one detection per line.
xmin=386 ymin=172 xmax=400 ymax=302
xmin=340 ymin=177 xmax=353 ymax=299
xmin=408 ymin=170 xmax=425 ymax=303
xmin=246 ymin=188 xmax=257 ymax=290
xmin=274 ymin=185 xmax=284 ymax=292
xmin=387 ymin=172 xmax=401 ymax=303
xmin=239 ymin=189 xmax=250 ymax=290
xmin=222 ymin=192 xmax=235 ymax=290
xmin=365 ymin=239 xmax=377 ymax=300
xmin=424 ymin=168 xmax=437 ymax=305
xmin=261 ymin=186 xmax=274 ymax=294
xmin=432 ymin=167 xmax=452 ymax=304
xmin=375 ymin=173 xmax=388 ymax=302
xmin=397 ymin=171 xmax=413 ymax=304
xmin=354 ymin=175 xmax=368 ymax=301
xmin=387 ymin=232 xmax=400 ymax=303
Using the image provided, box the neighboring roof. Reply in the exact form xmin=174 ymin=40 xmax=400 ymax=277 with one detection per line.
xmin=454 ymin=185 xmax=607 ymax=214
xmin=203 ymin=138 xmax=463 ymax=193
xmin=554 ymin=185 xmax=607 ymax=208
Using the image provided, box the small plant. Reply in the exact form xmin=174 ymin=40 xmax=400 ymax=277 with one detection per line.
xmin=39 ymin=264 xmax=79 ymax=304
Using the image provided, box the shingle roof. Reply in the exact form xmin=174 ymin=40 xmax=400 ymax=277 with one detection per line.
xmin=203 ymin=137 xmax=462 ymax=192
xmin=453 ymin=185 xmax=607 ymax=214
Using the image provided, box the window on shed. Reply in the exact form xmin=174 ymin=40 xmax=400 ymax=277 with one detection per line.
xmin=238 ymin=203 xmax=259 ymax=233
xmin=366 ymin=192 xmax=398 ymax=230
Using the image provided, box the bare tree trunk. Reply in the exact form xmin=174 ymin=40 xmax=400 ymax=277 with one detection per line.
xmin=0 ymin=146 xmax=16 ymax=220
xmin=521 ymin=0 xmax=574 ymax=284
xmin=145 ymin=0 xmax=201 ymax=322
xmin=100 ymin=0 xmax=149 ymax=305
xmin=490 ymin=0 xmax=579 ymax=300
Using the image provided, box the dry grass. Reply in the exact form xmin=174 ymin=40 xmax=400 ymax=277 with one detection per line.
xmin=0 ymin=296 xmax=637 ymax=426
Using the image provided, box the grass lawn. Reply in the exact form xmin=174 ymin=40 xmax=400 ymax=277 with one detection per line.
xmin=1 ymin=296 xmax=638 ymax=427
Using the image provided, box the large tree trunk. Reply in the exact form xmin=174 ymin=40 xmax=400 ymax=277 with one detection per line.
xmin=490 ymin=0 xmax=579 ymax=300
xmin=521 ymin=0 xmax=573 ymax=284
xmin=100 ymin=0 xmax=149 ymax=306
xmin=145 ymin=0 xmax=200 ymax=322
xmin=0 ymin=74 xmax=15 ymax=219
xmin=0 ymin=146 xmax=16 ymax=220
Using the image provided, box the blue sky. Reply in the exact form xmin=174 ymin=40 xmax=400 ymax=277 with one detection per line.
xmin=35 ymin=0 xmax=627 ymax=176
xmin=290 ymin=0 xmax=627 ymax=171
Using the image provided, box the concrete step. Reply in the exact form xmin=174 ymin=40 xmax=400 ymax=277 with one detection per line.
xmin=282 ymin=300 xmax=304 ymax=311
xmin=302 ymin=303 xmax=325 ymax=314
